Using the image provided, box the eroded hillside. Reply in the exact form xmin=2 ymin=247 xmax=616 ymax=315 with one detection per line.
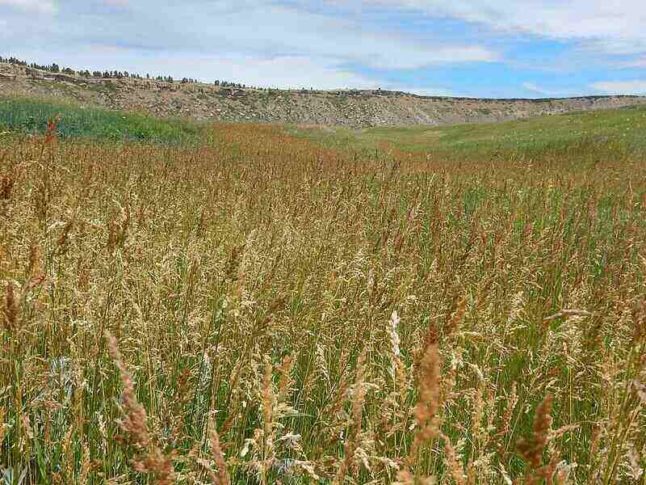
xmin=2 ymin=61 xmax=645 ymax=127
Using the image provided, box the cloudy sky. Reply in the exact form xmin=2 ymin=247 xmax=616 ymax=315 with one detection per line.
xmin=1 ymin=0 xmax=645 ymax=97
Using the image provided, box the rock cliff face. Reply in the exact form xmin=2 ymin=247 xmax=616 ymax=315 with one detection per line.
xmin=2 ymin=62 xmax=645 ymax=127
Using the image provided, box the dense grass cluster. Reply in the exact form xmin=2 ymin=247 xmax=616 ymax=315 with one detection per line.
xmin=0 ymin=97 xmax=199 ymax=144
xmin=0 ymin=115 xmax=644 ymax=483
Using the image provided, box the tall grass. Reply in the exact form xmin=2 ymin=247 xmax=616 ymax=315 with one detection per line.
xmin=0 ymin=120 xmax=644 ymax=483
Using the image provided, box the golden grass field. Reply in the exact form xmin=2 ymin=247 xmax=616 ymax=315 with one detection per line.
xmin=1 ymin=116 xmax=645 ymax=483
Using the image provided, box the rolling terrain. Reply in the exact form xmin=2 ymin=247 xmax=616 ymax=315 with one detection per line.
xmin=2 ymin=61 xmax=646 ymax=127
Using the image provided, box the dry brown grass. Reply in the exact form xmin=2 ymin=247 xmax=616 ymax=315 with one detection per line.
xmin=0 ymin=123 xmax=644 ymax=483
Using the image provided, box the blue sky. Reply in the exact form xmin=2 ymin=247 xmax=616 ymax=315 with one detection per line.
xmin=1 ymin=0 xmax=645 ymax=97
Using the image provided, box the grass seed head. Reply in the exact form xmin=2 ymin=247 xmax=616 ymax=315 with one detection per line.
xmin=106 ymin=333 xmax=175 ymax=484
xmin=2 ymin=282 xmax=18 ymax=330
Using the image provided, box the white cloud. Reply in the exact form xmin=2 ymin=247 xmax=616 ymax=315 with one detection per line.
xmin=367 ymin=0 xmax=646 ymax=56
xmin=0 ymin=0 xmax=56 ymax=14
xmin=0 ymin=0 xmax=499 ymax=89
xmin=521 ymin=82 xmax=567 ymax=97
xmin=390 ymin=86 xmax=455 ymax=97
xmin=522 ymin=82 xmax=545 ymax=94
xmin=140 ymin=3 xmax=498 ymax=70
xmin=9 ymin=0 xmax=641 ymax=95
xmin=591 ymin=80 xmax=646 ymax=95
xmin=21 ymin=1 xmax=496 ymax=70
xmin=620 ymin=57 xmax=646 ymax=68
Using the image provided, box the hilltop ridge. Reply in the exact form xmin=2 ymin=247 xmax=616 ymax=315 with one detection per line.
xmin=2 ymin=61 xmax=645 ymax=127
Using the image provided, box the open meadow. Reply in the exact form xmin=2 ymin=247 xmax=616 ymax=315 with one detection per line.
xmin=1 ymin=99 xmax=645 ymax=483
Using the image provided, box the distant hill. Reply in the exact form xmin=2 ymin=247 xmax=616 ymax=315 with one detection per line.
xmin=2 ymin=61 xmax=645 ymax=127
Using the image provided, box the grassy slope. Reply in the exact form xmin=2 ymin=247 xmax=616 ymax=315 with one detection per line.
xmin=3 ymin=95 xmax=645 ymax=156
xmin=0 ymin=96 xmax=200 ymax=144
xmin=294 ymin=105 xmax=646 ymax=157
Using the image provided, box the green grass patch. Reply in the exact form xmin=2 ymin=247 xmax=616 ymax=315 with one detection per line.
xmin=0 ymin=96 xmax=201 ymax=144
xmin=293 ymin=105 xmax=646 ymax=158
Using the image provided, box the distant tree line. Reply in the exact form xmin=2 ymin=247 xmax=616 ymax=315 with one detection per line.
xmin=0 ymin=56 xmax=386 ymax=94
xmin=0 ymin=55 xmax=253 ymax=89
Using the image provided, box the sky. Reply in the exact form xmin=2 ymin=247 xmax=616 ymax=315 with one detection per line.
xmin=1 ymin=0 xmax=645 ymax=98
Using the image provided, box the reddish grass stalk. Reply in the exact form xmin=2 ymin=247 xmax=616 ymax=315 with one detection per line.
xmin=398 ymin=342 xmax=441 ymax=482
xmin=208 ymin=416 xmax=230 ymax=485
xmin=106 ymin=333 xmax=175 ymax=484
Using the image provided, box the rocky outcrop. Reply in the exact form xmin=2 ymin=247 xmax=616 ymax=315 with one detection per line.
xmin=2 ymin=62 xmax=645 ymax=127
